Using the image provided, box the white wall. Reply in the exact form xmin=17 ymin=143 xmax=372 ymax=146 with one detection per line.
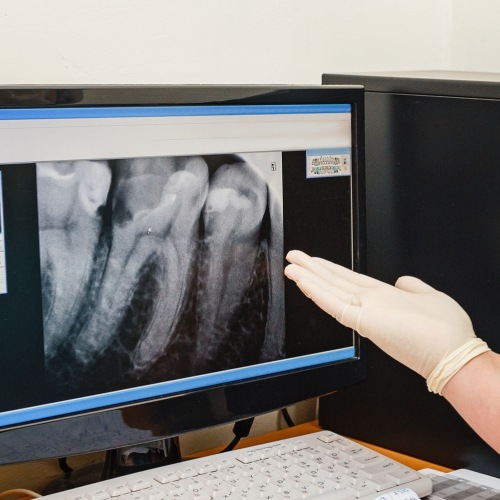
xmin=449 ymin=0 xmax=500 ymax=73
xmin=3 ymin=1 xmax=499 ymax=85
xmin=1 ymin=0 xmax=452 ymax=86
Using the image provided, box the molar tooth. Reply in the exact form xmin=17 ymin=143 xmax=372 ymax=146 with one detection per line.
xmin=194 ymin=161 xmax=268 ymax=370
xmin=37 ymin=160 xmax=112 ymax=359
xmin=131 ymin=166 xmax=209 ymax=369
xmin=72 ymin=156 xmax=209 ymax=368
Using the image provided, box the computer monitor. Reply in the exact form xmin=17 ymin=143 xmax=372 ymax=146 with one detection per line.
xmin=0 ymin=85 xmax=366 ymax=466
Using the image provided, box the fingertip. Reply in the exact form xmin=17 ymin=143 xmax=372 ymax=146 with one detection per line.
xmin=283 ymin=263 xmax=294 ymax=279
xmin=285 ymin=249 xmax=311 ymax=264
xmin=285 ymin=249 xmax=300 ymax=263
xmin=284 ymin=263 xmax=300 ymax=282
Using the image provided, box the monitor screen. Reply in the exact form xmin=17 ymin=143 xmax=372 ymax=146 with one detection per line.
xmin=0 ymin=86 xmax=365 ymax=464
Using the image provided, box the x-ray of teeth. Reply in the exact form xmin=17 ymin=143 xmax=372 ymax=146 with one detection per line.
xmin=37 ymin=153 xmax=284 ymax=395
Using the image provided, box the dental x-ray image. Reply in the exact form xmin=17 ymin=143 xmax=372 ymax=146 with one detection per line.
xmin=37 ymin=153 xmax=285 ymax=396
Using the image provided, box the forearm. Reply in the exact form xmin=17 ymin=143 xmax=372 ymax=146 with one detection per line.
xmin=442 ymin=351 xmax=500 ymax=453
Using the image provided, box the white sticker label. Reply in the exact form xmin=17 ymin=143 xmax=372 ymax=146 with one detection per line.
xmin=306 ymin=148 xmax=351 ymax=178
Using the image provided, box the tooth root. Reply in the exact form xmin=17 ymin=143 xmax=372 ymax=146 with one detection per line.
xmin=37 ymin=160 xmax=111 ymax=359
xmin=258 ymin=189 xmax=285 ymax=362
xmin=73 ymin=156 xmax=209 ymax=366
xmin=194 ymin=161 xmax=268 ymax=369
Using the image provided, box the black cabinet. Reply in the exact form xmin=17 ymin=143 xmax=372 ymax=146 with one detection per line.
xmin=320 ymin=71 xmax=500 ymax=475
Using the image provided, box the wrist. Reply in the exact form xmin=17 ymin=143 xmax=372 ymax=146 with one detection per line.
xmin=440 ymin=350 xmax=500 ymax=452
xmin=426 ymin=338 xmax=490 ymax=395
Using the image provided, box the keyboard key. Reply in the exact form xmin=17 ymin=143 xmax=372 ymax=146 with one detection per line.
xmin=294 ymin=481 xmax=323 ymax=497
xmin=258 ymin=447 xmax=277 ymax=459
xmin=330 ymin=474 xmax=354 ymax=489
xmin=352 ymin=453 xmax=385 ymax=468
xmin=274 ymin=443 xmax=294 ymax=455
xmin=386 ymin=468 xmax=419 ymax=485
xmin=317 ymin=432 xmax=343 ymax=443
xmin=128 ymin=479 xmax=152 ymax=492
xmin=365 ymin=476 xmax=397 ymax=491
xmin=107 ymin=485 xmax=131 ymax=497
xmin=342 ymin=446 xmax=368 ymax=458
xmin=347 ymin=482 xmax=378 ymax=497
xmin=154 ymin=471 xmax=180 ymax=484
xmin=346 ymin=469 xmax=369 ymax=482
xmin=330 ymin=437 xmax=355 ymax=451
xmin=88 ymin=490 xmax=111 ymax=500
xmin=179 ymin=466 xmax=199 ymax=478
xmin=221 ymin=461 xmax=237 ymax=471
xmin=304 ymin=468 xmax=331 ymax=483
xmin=362 ymin=460 xmax=398 ymax=478
xmin=301 ymin=447 xmax=323 ymax=459
xmin=197 ymin=461 xmax=218 ymax=474
xmin=315 ymin=478 xmax=339 ymax=493
xmin=238 ymin=450 xmax=263 ymax=464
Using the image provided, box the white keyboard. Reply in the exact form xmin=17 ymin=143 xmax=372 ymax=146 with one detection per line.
xmin=44 ymin=431 xmax=433 ymax=500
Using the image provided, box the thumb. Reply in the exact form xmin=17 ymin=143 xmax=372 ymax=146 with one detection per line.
xmin=395 ymin=275 xmax=436 ymax=294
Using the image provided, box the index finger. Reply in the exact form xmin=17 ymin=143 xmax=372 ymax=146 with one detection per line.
xmin=286 ymin=250 xmax=377 ymax=289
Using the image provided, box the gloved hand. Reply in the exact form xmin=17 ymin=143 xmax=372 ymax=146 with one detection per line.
xmin=284 ymin=250 xmax=490 ymax=394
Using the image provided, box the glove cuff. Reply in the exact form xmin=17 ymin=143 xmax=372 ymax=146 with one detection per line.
xmin=427 ymin=338 xmax=490 ymax=395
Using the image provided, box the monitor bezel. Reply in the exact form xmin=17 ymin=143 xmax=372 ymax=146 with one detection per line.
xmin=0 ymin=85 xmax=366 ymax=464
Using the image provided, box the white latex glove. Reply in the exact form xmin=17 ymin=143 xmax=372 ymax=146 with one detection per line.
xmin=284 ymin=250 xmax=490 ymax=394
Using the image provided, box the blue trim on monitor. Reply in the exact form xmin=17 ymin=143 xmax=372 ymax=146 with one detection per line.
xmin=0 ymin=347 xmax=355 ymax=428
xmin=0 ymin=104 xmax=351 ymax=121
xmin=306 ymin=147 xmax=352 ymax=156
